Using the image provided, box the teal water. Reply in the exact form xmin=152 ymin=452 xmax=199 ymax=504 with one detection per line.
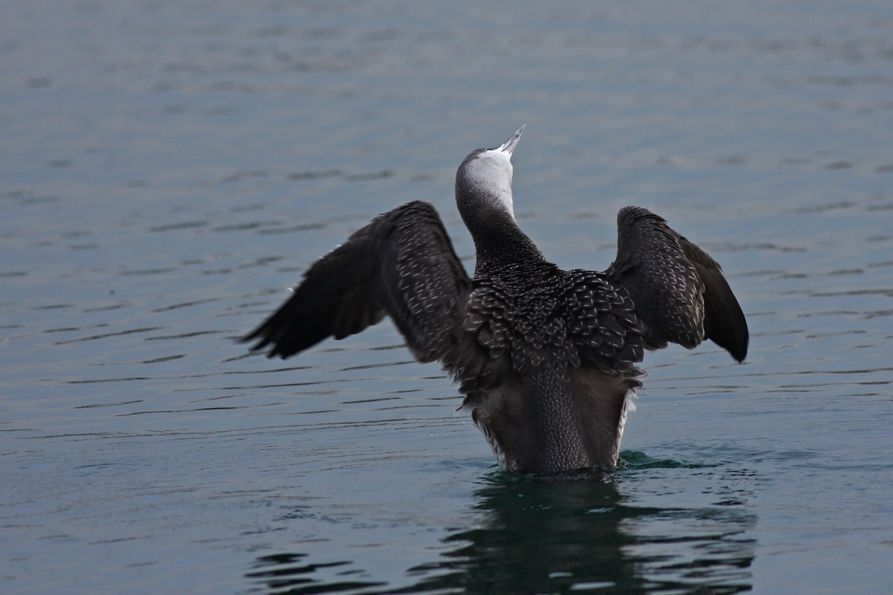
xmin=2 ymin=1 xmax=892 ymax=592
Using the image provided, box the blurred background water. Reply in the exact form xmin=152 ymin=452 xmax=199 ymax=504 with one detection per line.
xmin=2 ymin=1 xmax=892 ymax=593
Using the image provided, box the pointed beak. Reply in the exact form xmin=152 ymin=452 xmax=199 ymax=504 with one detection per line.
xmin=496 ymin=125 xmax=526 ymax=158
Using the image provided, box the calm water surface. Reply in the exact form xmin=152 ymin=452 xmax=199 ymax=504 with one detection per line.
xmin=2 ymin=1 xmax=892 ymax=593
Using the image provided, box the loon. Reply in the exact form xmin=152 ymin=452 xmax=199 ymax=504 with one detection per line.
xmin=242 ymin=126 xmax=748 ymax=474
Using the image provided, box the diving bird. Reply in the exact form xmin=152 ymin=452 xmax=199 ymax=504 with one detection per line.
xmin=242 ymin=126 xmax=748 ymax=474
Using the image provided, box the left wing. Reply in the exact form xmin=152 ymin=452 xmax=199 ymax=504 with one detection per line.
xmin=241 ymin=201 xmax=471 ymax=361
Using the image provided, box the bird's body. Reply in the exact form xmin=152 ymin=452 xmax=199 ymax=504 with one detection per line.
xmin=243 ymin=127 xmax=748 ymax=474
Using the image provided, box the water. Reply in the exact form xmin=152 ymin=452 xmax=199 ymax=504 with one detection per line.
xmin=2 ymin=1 xmax=892 ymax=592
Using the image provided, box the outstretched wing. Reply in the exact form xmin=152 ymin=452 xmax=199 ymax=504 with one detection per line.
xmin=607 ymin=206 xmax=748 ymax=362
xmin=242 ymin=200 xmax=471 ymax=361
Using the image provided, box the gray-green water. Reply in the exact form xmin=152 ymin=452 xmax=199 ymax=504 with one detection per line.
xmin=2 ymin=1 xmax=892 ymax=593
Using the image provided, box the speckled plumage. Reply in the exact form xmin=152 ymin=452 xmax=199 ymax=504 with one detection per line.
xmin=243 ymin=128 xmax=749 ymax=474
xmin=462 ymin=263 xmax=643 ymax=376
xmin=609 ymin=206 xmax=748 ymax=362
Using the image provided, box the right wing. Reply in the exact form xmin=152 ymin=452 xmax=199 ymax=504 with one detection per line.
xmin=608 ymin=206 xmax=748 ymax=362
xmin=242 ymin=201 xmax=472 ymax=361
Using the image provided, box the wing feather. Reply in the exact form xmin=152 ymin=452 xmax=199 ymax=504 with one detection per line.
xmin=679 ymin=237 xmax=749 ymax=361
xmin=242 ymin=201 xmax=471 ymax=361
xmin=609 ymin=206 xmax=748 ymax=362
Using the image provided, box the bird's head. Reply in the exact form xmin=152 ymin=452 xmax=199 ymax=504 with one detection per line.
xmin=455 ymin=125 xmax=525 ymax=224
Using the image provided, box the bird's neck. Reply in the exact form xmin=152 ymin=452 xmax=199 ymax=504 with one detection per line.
xmin=463 ymin=205 xmax=545 ymax=274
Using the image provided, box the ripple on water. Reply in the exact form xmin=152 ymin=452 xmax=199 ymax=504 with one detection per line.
xmin=3 ymin=1 xmax=893 ymax=593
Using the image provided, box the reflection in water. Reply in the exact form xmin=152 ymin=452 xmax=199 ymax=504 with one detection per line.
xmin=406 ymin=470 xmax=756 ymax=593
xmin=246 ymin=552 xmax=386 ymax=593
xmin=406 ymin=473 xmax=642 ymax=593
xmin=248 ymin=461 xmax=756 ymax=594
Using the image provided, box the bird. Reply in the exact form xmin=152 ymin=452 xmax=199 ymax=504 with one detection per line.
xmin=241 ymin=126 xmax=748 ymax=474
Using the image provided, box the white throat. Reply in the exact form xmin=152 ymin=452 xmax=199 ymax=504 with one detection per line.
xmin=463 ymin=149 xmax=515 ymax=220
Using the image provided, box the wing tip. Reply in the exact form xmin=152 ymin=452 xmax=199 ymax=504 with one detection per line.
xmin=238 ymin=321 xmax=325 ymax=360
xmin=236 ymin=322 xmax=288 ymax=358
xmin=718 ymin=325 xmax=748 ymax=363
